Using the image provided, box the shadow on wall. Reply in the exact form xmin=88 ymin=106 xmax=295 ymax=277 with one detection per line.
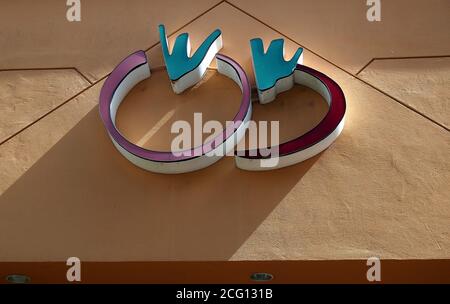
xmin=0 ymin=109 xmax=322 ymax=262
xmin=0 ymin=61 xmax=329 ymax=261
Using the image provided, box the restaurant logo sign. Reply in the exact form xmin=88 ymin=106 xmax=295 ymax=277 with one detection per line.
xmin=99 ymin=25 xmax=346 ymax=174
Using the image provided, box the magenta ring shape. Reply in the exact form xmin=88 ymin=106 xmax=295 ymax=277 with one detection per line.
xmin=240 ymin=64 xmax=346 ymax=159
xmin=99 ymin=50 xmax=251 ymax=162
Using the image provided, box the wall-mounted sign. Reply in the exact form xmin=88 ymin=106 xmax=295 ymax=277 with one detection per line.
xmin=99 ymin=25 xmax=346 ymax=174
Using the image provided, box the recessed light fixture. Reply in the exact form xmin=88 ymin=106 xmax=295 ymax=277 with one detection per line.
xmin=250 ymin=272 xmax=274 ymax=282
xmin=5 ymin=274 xmax=31 ymax=284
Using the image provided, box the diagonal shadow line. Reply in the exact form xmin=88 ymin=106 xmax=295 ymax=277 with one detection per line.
xmin=0 ymin=104 xmax=321 ymax=262
xmin=225 ymin=0 xmax=450 ymax=132
xmin=0 ymin=0 xmax=226 ymax=148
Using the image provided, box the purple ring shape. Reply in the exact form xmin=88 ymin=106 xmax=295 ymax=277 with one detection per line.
xmin=235 ymin=64 xmax=346 ymax=170
xmin=99 ymin=50 xmax=252 ymax=174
